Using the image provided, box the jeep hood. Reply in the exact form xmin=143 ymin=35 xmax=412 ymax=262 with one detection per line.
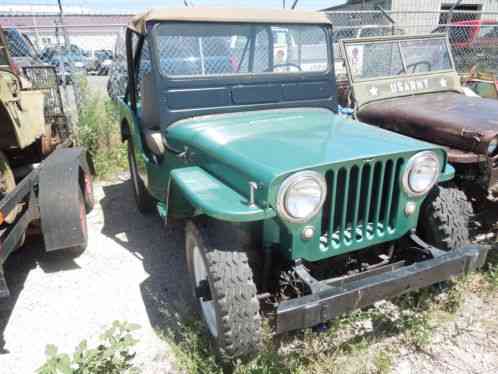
xmin=165 ymin=108 xmax=437 ymax=186
xmin=358 ymin=92 xmax=498 ymax=155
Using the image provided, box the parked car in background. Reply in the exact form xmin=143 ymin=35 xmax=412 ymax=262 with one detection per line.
xmin=46 ymin=50 xmax=88 ymax=85
xmin=94 ymin=49 xmax=113 ymax=75
xmin=462 ymin=67 xmax=498 ymax=99
xmin=3 ymin=27 xmax=43 ymax=73
xmin=107 ymin=31 xmax=127 ymax=100
xmin=87 ymin=49 xmax=113 ymax=75
xmin=434 ymin=20 xmax=498 ymax=70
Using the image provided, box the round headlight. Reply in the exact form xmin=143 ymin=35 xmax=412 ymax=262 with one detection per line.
xmin=403 ymin=152 xmax=440 ymax=196
xmin=488 ymin=138 xmax=498 ymax=156
xmin=277 ymin=171 xmax=326 ymax=223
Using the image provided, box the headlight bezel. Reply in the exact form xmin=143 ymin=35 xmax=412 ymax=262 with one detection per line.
xmin=402 ymin=151 xmax=440 ymax=197
xmin=277 ymin=171 xmax=327 ymax=224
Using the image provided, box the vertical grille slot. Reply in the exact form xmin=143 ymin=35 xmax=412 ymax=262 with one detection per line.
xmin=324 ymin=157 xmax=404 ymax=249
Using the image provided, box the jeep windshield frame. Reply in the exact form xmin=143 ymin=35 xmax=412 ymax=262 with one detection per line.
xmin=126 ymin=20 xmax=338 ymax=127
xmin=149 ymin=21 xmax=331 ymax=79
xmin=341 ymin=34 xmax=455 ymax=83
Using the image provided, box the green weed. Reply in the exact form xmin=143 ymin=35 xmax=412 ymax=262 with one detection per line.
xmin=76 ymin=93 xmax=127 ymax=179
xmin=37 ymin=321 xmax=140 ymax=374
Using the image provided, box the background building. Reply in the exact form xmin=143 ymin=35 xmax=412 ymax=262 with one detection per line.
xmin=0 ymin=5 xmax=132 ymax=51
xmin=325 ymin=0 xmax=498 ymax=33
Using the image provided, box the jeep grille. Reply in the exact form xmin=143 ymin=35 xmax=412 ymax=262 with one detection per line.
xmin=321 ymin=157 xmax=405 ymax=250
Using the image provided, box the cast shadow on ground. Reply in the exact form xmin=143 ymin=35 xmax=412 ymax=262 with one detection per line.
xmin=0 ymin=237 xmax=80 ymax=354
xmin=99 ymin=180 xmax=498 ymax=367
xmin=99 ymin=180 xmax=195 ymax=341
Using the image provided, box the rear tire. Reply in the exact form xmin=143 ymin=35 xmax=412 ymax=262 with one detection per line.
xmin=419 ymin=185 xmax=471 ymax=250
xmin=82 ymin=171 xmax=95 ymax=213
xmin=185 ymin=220 xmax=262 ymax=361
xmin=63 ymin=190 xmax=88 ymax=257
xmin=127 ymin=139 xmax=154 ymax=214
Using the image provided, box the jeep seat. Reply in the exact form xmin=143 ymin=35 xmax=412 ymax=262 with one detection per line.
xmin=140 ymin=71 xmax=164 ymax=155
xmin=144 ymin=129 xmax=165 ymax=155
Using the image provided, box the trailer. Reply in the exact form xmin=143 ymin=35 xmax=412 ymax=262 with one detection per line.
xmin=0 ymin=26 xmax=94 ymax=297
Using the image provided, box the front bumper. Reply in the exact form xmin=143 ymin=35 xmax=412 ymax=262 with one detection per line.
xmin=276 ymin=237 xmax=489 ymax=334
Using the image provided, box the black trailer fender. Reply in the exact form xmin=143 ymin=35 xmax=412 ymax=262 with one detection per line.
xmin=39 ymin=147 xmax=93 ymax=252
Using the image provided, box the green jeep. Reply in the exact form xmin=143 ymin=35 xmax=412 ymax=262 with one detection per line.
xmin=117 ymin=8 xmax=487 ymax=360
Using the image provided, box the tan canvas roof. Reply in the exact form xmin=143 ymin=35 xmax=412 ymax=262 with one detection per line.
xmin=129 ymin=7 xmax=331 ymax=33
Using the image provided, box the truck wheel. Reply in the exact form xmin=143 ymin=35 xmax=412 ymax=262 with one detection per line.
xmin=185 ymin=220 xmax=262 ymax=361
xmin=82 ymin=171 xmax=95 ymax=213
xmin=419 ymin=185 xmax=471 ymax=250
xmin=63 ymin=190 xmax=88 ymax=257
xmin=0 ymin=151 xmax=20 ymax=224
xmin=127 ymin=139 xmax=154 ymax=214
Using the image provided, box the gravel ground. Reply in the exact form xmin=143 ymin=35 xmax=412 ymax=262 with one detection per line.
xmin=0 ymin=175 xmax=497 ymax=374
xmin=0 ymin=176 xmax=186 ymax=374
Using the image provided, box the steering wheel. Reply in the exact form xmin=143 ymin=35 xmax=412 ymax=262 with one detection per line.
xmin=398 ymin=61 xmax=432 ymax=75
xmin=266 ymin=63 xmax=302 ymax=72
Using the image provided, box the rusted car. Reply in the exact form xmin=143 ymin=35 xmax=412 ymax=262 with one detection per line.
xmin=462 ymin=67 xmax=498 ymax=99
xmin=338 ymin=34 xmax=498 ymax=208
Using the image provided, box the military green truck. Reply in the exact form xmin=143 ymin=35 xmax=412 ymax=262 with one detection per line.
xmin=0 ymin=26 xmax=94 ymax=298
xmin=117 ymin=8 xmax=487 ymax=360
xmin=338 ymin=34 xmax=498 ymax=211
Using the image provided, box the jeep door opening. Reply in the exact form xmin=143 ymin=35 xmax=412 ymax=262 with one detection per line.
xmin=117 ymin=8 xmax=487 ymax=360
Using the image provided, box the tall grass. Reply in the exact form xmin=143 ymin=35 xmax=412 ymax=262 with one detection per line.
xmin=76 ymin=92 xmax=128 ymax=179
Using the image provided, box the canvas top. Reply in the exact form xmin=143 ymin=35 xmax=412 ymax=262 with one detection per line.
xmin=129 ymin=7 xmax=331 ymax=33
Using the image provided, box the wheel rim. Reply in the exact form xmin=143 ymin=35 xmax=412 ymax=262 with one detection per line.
xmin=79 ymin=195 xmax=88 ymax=242
xmin=192 ymin=245 xmax=218 ymax=337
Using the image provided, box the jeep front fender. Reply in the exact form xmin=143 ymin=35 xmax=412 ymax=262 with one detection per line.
xmin=170 ymin=167 xmax=275 ymax=222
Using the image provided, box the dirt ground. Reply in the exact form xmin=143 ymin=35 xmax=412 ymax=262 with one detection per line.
xmin=0 ymin=177 xmax=183 ymax=374
xmin=0 ymin=177 xmax=497 ymax=373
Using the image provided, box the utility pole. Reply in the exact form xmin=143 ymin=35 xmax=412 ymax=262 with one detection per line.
xmin=57 ymin=0 xmax=70 ymax=49
xmin=283 ymin=0 xmax=286 ymax=9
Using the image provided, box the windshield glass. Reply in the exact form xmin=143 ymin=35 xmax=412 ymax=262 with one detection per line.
xmin=152 ymin=22 xmax=329 ymax=77
xmin=344 ymin=37 xmax=452 ymax=81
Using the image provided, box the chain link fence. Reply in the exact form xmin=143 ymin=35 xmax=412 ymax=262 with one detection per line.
xmin=2 ymin=21 xmax=125 ymax=121
xmin=327 ymin=10 xmax=498 ymax=74
xmin=2 ymin=8 xmax=498 ymax=113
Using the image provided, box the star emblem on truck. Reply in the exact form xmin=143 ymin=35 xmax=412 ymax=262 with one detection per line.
xmin=440 ymin=78 xmax=448 ymax=88
xmin=369 ymin=86 xmax=379 ymax=96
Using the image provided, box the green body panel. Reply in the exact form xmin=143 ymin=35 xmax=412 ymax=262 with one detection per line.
xmin=166 ymin=108 xmax=443 ymax=200
xmin=118 ymin=101 xmax=451 ymax=262
xmin=171 ymin=167 xmax=276 ymax=222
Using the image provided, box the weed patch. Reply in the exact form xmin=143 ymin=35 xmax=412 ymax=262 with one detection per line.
xmin=76 ymin=92 xmax=127 ymax=179
xmin=37 ymin=321 xmax=140 ymax=374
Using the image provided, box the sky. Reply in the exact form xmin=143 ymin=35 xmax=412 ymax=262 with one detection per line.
xmin=4 ymin=0 xmax=348 ymax=12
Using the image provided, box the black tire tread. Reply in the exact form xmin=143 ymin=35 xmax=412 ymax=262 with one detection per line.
xmin=420 ymin=185 xmax=471 ymax=250
xmin=186 ymin=220 xmax=261 ymax=360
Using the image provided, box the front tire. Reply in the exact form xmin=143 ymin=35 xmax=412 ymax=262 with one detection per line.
xmin=185 ymin=220 xmax=262 ymax=361
xmin=419 ymin=185 xmax=471 ymax=250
